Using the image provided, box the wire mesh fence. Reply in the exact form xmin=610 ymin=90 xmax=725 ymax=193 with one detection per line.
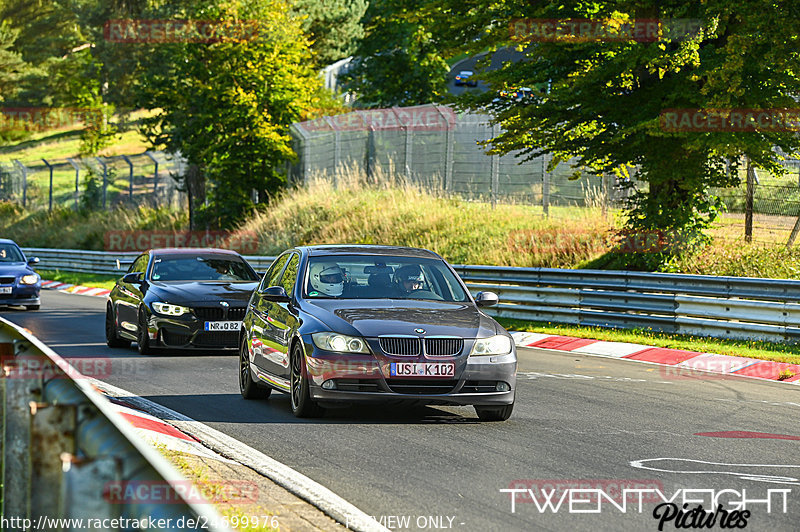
xmin=0 ymin=151 xmax=188 ymax=211
xmin=289 ymin=104 xmax=631 ymax=211
xmin=290 ymin=104 xmax=800 ymax=246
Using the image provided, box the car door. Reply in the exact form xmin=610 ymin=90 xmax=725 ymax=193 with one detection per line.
xmin=116 ymin=254 xmax=149 ymax=332
xmin=264 ymin=253 xmax=301 ymax=382
xmin=249 ymin=254 xmax=289 ymax=375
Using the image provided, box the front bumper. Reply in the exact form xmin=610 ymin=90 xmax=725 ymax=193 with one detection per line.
xmin=146 ymin=312 xmax=241 ymax=350
xmin=0 ymin=284 xmax=40 ymax=306
xmin=303 ymin=340 xmax=516 ymax=406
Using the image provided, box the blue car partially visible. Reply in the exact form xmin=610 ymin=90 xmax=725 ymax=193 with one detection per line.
xmin=0 ymin=239 xmax=41 ymax=311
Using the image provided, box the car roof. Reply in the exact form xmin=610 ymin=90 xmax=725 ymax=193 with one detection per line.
xmin=0 ymin=239 xmax=20 ymax=246
xmin=148 ymin=248 xmax=242 ymax=257
xmin=302 ymin=245 xmax=442 ymax=260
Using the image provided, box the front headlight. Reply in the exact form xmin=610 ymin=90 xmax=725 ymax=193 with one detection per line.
xmin=151 ymin=301 xmax=190 ymax=316
xmin=312 ymin=332 xmax=369 ymax=354
xmin=20 ymin=273 xmax=39 ymax=285
xmin=470 ymin=335 xmax=512 ymax=356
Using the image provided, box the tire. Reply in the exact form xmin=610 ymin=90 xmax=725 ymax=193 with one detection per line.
xmin=24 ymin=305 xmax=40 ymax=311
xmin=137 ymin=307 xmax=154 ymax=355
xmin=239 ymin=337 xmax=271 ymax=400
xmin=475 ymin=402 xmax=514 ymax=422
xmin=290 ymin=342 xmax=324 ymax=418
xmin=105 ymin=304 xmax=131 ymax=348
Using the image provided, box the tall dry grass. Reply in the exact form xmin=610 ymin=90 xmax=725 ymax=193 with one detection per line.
xmin=232 ymin=168 xmax=614 ymax=267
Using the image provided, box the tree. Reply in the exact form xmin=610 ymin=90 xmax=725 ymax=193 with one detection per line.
xmin=137 ymin=0 xmax=332 ymax=228
xmin=345 ymin=0 xmax=450 ymax=107
xmin=293 ymin=0 xmax=367 ymax=66
xmin=423 ymin=0 xmax=800 ymax=269
xmin=0 ymin=21 xmax=29 ymax=104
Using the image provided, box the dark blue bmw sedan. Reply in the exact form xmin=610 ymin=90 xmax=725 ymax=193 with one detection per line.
xmin=0 ymin=239 xmax=41 ymax=310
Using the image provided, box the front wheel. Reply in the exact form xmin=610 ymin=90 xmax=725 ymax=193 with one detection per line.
xmin=137 ymin=307 xmax=154 ymax=355
xmin=290 ymin=342 xmax=324 ymax=418
xmin=106 ymin=304 xmax=130 ymax=348
xmin=475 ymin=402 xmax=514 ymax=422
xmin=239 ymin=337 xmax=271 ymax=400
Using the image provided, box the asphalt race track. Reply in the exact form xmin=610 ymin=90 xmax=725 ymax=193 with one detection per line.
xmin=4 ymin=291 xmax=800 ymax=531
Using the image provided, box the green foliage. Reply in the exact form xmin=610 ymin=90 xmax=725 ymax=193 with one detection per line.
xmin=421 ymin=0 xmax=800 ymax=268
xmin=344 ymin=0 xmax=450 ymax=107
xmin=138 ymin=0 xmax=332 ymax=228
xmin=293 ymin=0 xmax=367 ymax=66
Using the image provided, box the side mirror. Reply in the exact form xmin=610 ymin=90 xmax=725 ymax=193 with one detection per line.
xmin=122 ymin=272 xmax=143 ymax=284
xmin=475 ymin=291 xmax=499 ymax=307
xmin=261 ymin=285 xmax=290 ymax=302
xmin=27 ymin=257 xmax=40 ymax=265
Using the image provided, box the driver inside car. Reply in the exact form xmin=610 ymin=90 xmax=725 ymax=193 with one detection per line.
xmin=309 ymin=262 xmax=345 ymax=297
xmin=394 ymin=264 xmax=425 ymax=294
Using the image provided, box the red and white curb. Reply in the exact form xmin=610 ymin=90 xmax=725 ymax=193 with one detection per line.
xmin=511 ymin=331 xmax=800 ymax=385
xmin=41 ymin=279 xmax=111 ymax=297
xmin=103 ymin=394 xmax=235 ymax=463
xmin=90 ymin=378 xmax=388 ymax=532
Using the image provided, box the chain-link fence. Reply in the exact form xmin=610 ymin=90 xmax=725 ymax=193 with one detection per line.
xmin=0 ymin=151 xmax=187 ymax=211
xmin=289 ymin=104 xmax=631 ymax=212
xmin=291 ymin=104 xmax=800 ymax=245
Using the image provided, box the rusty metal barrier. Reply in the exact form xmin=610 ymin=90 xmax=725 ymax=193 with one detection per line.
xmin=0 ymin=317 xmax=231 ymax=532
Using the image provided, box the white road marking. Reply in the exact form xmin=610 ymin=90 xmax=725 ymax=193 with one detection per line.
xmin=518 ymin=371 xmax=673 ymax=384
xmin=572 ymin=341 xmax=652 ymax=358
xmin=630 ymin=458 xmax=800 ymax=485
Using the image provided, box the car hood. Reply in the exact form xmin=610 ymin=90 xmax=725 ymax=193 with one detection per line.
xmin=303 ymin=299 xmax=499 ymax=338
xmin=147 ymin=281 xmax=258 ymax=306
xmin=0 ymin=263 xmax=35 ymax=277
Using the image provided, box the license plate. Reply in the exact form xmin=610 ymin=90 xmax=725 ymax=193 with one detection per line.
xmin=0 ymin=286 xmax=11 ymax=294
xmin=390 ymin=362 xmax=455 ymax=378
xmin=204 ymin=321 xmax=241 ymax=331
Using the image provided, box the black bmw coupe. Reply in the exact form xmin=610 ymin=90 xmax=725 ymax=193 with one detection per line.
xmin=105 ymin=248 xmax=260 ymax=354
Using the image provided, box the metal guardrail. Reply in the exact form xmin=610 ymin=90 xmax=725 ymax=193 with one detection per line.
xmin=0 ymin=317 xmax=231 ymax=532
xmin=454 ymin=265 xmax=800 ymax=342
xmin=24 ymin=247 xmax=800 ymax=342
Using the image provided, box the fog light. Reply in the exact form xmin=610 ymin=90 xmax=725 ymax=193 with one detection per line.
xmin=495 ymin=382 xmax=510 ymax=392
xmin=322 ymin=380 xmax=337 ymax=390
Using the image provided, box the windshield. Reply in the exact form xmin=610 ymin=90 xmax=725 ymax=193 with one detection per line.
xmin=150 ymin=255 xmax=258 ymax=282
xmin=304 ymin=255 xmax=470 ymax=302
xmin=0 ymin=244 xmax=25 ymax=263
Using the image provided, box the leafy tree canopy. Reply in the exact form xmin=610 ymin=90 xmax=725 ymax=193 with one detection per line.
xmin=422 ymin=0 xmax=800 ymax=268
xmin=293 ymin=0 xmax=367 ymax=66
xmin=345 ymin=0 xmax=450 ymax=107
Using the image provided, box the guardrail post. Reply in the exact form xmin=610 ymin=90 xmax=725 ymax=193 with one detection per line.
xmin=30 ymin=403 xmax=77 ymax=521
xmin=60 ymin=455 xmax=121 ymax=529
xmin=2 ymin=339 xmax=38 ymax=526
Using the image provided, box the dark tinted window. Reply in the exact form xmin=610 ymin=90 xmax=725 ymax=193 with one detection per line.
xmin=260 ymin=254 xmax=289 ymax=290
xmin=0 ymin=244 xmax=24 ymax=262
xmin=151 ymin=255 xmax=257 ymax=282
xmin=128 ymin=254 xmax=148 ymax=274
xmin=304 ymin=255 xmax=469 ymax=302
xmin=280 ymin=254 xmax=300 ymax=295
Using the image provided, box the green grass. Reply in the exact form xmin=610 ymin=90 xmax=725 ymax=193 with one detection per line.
xmin=499 ymin=318 xmax=800 ymax=364
xmin=36 ymin=269 xmax=119 ymax=290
